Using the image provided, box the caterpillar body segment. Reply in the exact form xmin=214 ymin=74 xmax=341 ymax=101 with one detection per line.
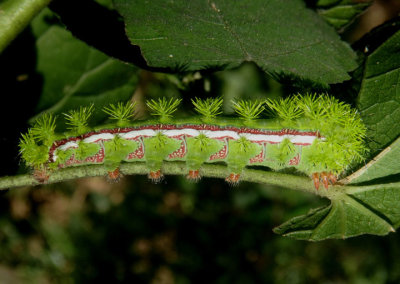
xmin=19 ymin=95 xmax=367 ymax=190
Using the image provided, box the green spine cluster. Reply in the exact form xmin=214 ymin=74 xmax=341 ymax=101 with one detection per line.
xmin=19 ymin=94 xmax=367 ymax=181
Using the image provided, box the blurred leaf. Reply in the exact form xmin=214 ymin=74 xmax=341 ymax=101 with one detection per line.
xmin=357 ymin=29 xmax=400 ymax=155
xmin=30 ymin=9 xmax=139 ymax=126
xmin=317 ymin=0 xmax=372 ymax=30
xmin=274 ymin=184 xmax=399 ymax=240
xmin=94 ymin=0 xmax=114 ymax=10
xmin=113 ymin=0 xmax=357 ymax=86
xmin=273 ymin=205 xmax=332 ymax=239
xmin=217 ymin=63 xmax=281 ymax=113
xmin=0 ymin=0 xmax=51 ymax=53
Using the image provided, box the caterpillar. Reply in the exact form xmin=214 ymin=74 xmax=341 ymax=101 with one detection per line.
xmin=19 ymin=94 xmax=367 ymax=189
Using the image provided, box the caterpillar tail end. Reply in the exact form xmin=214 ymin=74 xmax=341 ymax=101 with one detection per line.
xmin=312 ymin=172 xmax=337 ymax=190
xmin=225 ymin=173 xmax=241 ymax=185
xmin=148 ymin=170 xmax=164 ymax=183
xmin=186 ymin=169 xmax=201 ymax=182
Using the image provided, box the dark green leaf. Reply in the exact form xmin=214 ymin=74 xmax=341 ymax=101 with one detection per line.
xmin=317 ymin=0 xmax=372 ymax=30
xmin=0 ymin=0 xmax=51 ymax=53
xmin=357 ymin=30 xmax=400 ymax=155
xmin=273 ymin=205 xmax=332 ymax=239
xmin=341 ymin=137 xmax=400 ymax=184
xmin=113 ymin=0 xmax=357 ymax=86
xmin=347 ymin=184 xmax=400 ymax=229
xmin=94 ymin=0 xmax=114 ymax=10
xmin=30 ymin=9 xmax=139 ymax=126
xmin=274 ymin=186 xmax=397 ymax=241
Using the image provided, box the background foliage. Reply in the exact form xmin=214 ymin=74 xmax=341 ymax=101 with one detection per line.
xmin=0 ymin=0 xmax=400 ymax=282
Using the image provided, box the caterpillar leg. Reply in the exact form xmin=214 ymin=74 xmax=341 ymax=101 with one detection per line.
xmin=144 ymin=133 xmax=181 ymax=184
xmin=312 ymin=172 xmax=337 ymax=190
xmin=224 ymin=136 xmax=260 ymax=186
xmin=328 ymin=172 xmax=337 ymax=184
xmin=33 ymin=167 xmax=50 ymax=183
xmin=312 ymin=173 xmax=320 ymax=189
xmin=148 ymin=170 xmax=163 ymax=183
xmin=186 ymin=169 xmax=201 ymax=181
xmin=225 ymin=173 xmax=241 ymax=185
xmin=107 ymin=168 xmax=122 ymax=182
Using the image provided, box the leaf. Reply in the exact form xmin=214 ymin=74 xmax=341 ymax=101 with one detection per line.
xmin=113 ymin=0 xmax=357 ymax=86
xmin=0 ymin=0 xmax=51 ymax=53
xmin=273 ymin=205 xmax=332 ymax=240
xmin=274 ymin=185 xmax=398 ymax=241
xmin=94 ymin=0 xmax=114 ymax=10
xmin=30 ymin=9 xmax=139 ymax=127
xmin=340 ymin=137 xmax=400 ymax=184
xmin=357 ymin=29 xmax=400 ymax=155
xmin=348 ymin=184 xmax=400 ymax=229
xmin=317 ymin=0 xmax=372 ymax=30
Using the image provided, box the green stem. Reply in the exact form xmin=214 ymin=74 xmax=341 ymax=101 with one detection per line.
xmin=0 ymin=162 xmax=341 ymax=198
xmin=0 ymin=0 xmax=52 ymax=53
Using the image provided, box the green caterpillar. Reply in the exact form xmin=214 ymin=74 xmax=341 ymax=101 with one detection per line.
xmin=19 ymin=94 xmax=367 ymax=189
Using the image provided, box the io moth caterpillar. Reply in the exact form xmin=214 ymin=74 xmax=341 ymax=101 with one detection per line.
xmin=19 ymin=94 xmax=367 ymax=189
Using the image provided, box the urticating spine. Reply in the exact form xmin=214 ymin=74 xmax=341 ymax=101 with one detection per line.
xmin=19 ymin=94 xmax=367 ymax=189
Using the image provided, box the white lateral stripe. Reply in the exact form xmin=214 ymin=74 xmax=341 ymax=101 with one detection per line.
xmin=163 ymin=129 xmax=200 ymax=137
xmin=53 ymin=141 xmax=80 ymax=162
xmin=246 ymin=134 xmax=317 ymax=144
xmin=83 ymin=133 xmax=115 ymax=143
xmin=202 ymin=130 xmax=240 ymax=139
xmin=82 ymin=129 xmax=320 ymax=143
xmin=55 ymin=128 xmax=321 ymax=155
xmin=120 ymin=129 xmax=156 ymax=139
xmin=290 ymin=135 xmax=317 ymax=144
xmin=58 ymin=141 xmax=79 ymax=151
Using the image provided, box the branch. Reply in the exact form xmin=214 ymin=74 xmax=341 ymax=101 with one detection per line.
xmin=0 ymin=0 xmax=52 ymax=53
xmin=0 ymin=161 xmax=342 ymax=198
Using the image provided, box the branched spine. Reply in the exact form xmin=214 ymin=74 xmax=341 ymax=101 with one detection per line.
xmin=236 ymin=136 xmax=252 ymax=152
xmin=265 ymin=97 xmax=302 ymax=121
xmin=64 ymin=104 xmax=94 ymax=135
xmin=232 ymin=100 xmax=264 ymax=122
xmin=296 ymin=93 xmax=327 ymax=120
xmin=103 ymin=101 xmax=137 ymax=126
xmin=30 ymin=113 xmax=57 ymax=146
xmin=192 ymin=97 xmax=223 ymax=121
xmin=194 ymin=133 xmax=212 ymax=151
xmin=19 ymin=130 xmax=36 ymax=165
xmin=19 ymin=130 xmax=49 ymax=167
xmin=146 ymin=97 xmax=181 ymax=123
